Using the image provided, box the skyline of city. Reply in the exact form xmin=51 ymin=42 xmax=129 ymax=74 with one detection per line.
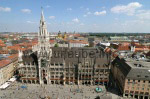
xmin=0 ymin=4 xmax=150 ymax=98
xmin=1 ymin=0 xmax=150 ymax=33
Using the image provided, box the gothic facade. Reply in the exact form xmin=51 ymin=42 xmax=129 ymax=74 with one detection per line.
xmin=18 ymin=9 xmax=111 ymax=85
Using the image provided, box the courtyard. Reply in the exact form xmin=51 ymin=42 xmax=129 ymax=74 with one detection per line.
xmin=0 ymin=82 xmax=121 ymax=99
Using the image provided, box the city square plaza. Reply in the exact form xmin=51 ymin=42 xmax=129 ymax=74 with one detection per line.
xmin=0 ymin=82 xmax=124 ymax=99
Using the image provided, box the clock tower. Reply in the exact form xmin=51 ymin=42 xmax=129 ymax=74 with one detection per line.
xmin=38 ymin=8 xmax=52 ymax=84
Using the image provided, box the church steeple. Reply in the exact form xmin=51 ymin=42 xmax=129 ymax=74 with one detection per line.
xmin=37 ymin=7 xmax=52 ymax=85
xmin=38 ymin=7 xmax=51 ymax=56
xmin=38 ymin=7 xmax=49 ymax=43
xmin=41 ymin=7 xmax=45 ymax=22
xmin=40 ymin=7 xmax=46 ymax=27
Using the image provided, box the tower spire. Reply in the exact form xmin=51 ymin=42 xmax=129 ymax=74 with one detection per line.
xmin=38 ymin=7 xmax=49 ymax=45
xmin=38 ymin=7 xmax=52 ymax=85
xmin=41 ymin=7 xmax=45 ymax=22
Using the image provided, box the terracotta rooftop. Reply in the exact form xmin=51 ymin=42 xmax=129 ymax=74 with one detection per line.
xmin=0 ymin=59 xmax=12 ymax=68
xmin=69 ymin=40 xmax=88 ymax=44
xmin=0 ymin=54 xmax=18 ymax=68
xmin=117 ymin=45 xmax=130 ymax=51
xmin=8 ymin=54 xmax=18 ymax=61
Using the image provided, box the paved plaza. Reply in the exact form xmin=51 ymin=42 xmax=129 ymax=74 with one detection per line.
xmin=0 ymin=82 xmax=124 ymax=99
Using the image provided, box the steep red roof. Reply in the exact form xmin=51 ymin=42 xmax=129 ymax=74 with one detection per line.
xmin=117 ymin=45 xmax=130 ymax=51
xmin=0 ymin=59 xmax=11 ymax=68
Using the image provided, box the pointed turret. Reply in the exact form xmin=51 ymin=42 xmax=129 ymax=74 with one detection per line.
xmin=41 ymin=7 xmax=45 ymax=22
xmin=40 ymin=7 xmax=46 ymax=27
xmin=38 ymin=7 xmax=49 ymax=43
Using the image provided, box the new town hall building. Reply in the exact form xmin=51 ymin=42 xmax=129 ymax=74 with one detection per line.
xmin=18 ymin=10 xmax=111 ymax=85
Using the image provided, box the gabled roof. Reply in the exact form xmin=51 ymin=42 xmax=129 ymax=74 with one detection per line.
xmin=22 ymin=47 xmax=110 ymax=67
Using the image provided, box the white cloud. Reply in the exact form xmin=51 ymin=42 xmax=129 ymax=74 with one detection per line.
xmin=111 ymin=2 xmax=142 ymax=16
xmin=21 ymin=9 xmax=31 ymax=14
xmin=67 ymin=8 xmax=72 ymax=11
xmin=46 ymin=5 xmax=51 ymax=8
xmin=94 ymin=10 xmax=106 ymax=16
xmin=0 ymin=7 xmax=11 ymax=12
xmin=27 ymin=21 xmax=36 ymax=24
xmin=72 ymin=18 xmax=80 ymax=23
xmin=83 ymin=12 xmax=91 ymax=17
xmin=49 ymin=16 xmax=55 ymax=19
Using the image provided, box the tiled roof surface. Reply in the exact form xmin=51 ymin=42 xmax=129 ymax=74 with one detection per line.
xmin=69 ymin=40 xmax=88 ymax=44
xmin=0 ymin=59 xmax=12 ymax=68
xmin=117 ymin=45 xmax=130 ymax=51
xmin=22 ymin=47 xmax=110 ymax=66
xmin=0 ymin=54 xmax=18 ymax=68
xmin=8 ymin=54 xmax=18 ymax=60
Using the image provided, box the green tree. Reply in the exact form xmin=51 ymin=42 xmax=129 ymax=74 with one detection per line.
xmin=54 ymin=43 xmax=59 ymax=47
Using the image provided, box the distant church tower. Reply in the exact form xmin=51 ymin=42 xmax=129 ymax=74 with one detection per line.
xmin=130 ymin=41 xmax=135 ymax=52
xmin=38 ymin=8 xmax=52 ymax=84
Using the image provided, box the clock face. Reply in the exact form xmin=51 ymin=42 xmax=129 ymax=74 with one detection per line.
xmin=41 ymin=59 xmax=46 ymax=67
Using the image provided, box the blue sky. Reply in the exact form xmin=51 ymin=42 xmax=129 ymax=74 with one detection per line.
xmin=0 ymin=0 xmax=150 ymax=33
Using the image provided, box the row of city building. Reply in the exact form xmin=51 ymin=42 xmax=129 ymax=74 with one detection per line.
xmin=0 ymin=54 xmax=18 ymax=85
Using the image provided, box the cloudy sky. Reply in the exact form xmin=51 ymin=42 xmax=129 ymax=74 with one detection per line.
xmin=0 ymin=0 xmax=150 ymax=33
